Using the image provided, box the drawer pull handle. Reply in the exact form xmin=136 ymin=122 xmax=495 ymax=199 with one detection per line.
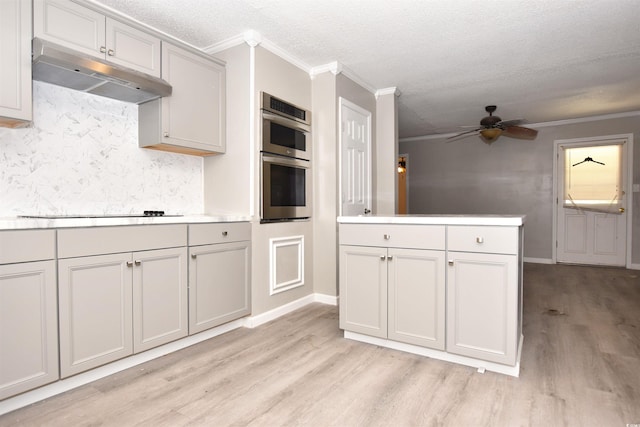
xmin=380 ymin=255 xmax=386 ymax=261
xmin=476 ymin=237 xmax=484 ymax=244
xmin=222 ymin=231 xmax=228 ymax=237
xmin=383 ymin=234 xmax=391 ymax=240
xmin=448 ymin=260 xmax=454 ymax=266
xmin=126 ymin=261 xmax=133 ymax=267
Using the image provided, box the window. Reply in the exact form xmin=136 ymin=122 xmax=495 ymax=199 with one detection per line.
xmin=563 ymin=142 xmax=623 ymax=213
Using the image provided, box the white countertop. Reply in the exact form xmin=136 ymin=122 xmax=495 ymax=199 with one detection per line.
xmin=0 ymin=215 xmax=252 ymax=230
xmin=337 ymin=214 xmax=525 ymax=226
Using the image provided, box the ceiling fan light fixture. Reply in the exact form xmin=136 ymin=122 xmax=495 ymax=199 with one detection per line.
xmin=479 ymin=128 xmax=502 ymax=143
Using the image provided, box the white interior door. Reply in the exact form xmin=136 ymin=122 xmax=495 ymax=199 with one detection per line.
xmin=556 ymin=136 xmax=630 ymax=266
xmin=340 ymin=97 xmax=372 ymax=216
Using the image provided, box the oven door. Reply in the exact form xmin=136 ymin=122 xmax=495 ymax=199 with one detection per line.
xmin=262 ymin=112 xmax=311 ymax=161
xmin=261 ymin=154 xmax=311 ymax=221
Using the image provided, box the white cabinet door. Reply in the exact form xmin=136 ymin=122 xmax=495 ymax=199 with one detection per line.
xmin=34 ymin=0 xmax=160 ymax=77
xmin=446 ymin=251 xmax=519 ymax=365
xmin=388 ymin=248 xmax=445 ymax=350
xmin=0 ymin=261 xmax=58 ymax=399
xmin=189 ymin=241 xmax=251 ymax=334
xmin=58 ymin=253 xmax=133 ymax=378
xmin=0 ymin=0 xmax=32 ymax=127
xmin=106 ymin=18 xmax=161 ymax=77
xmin=339 ymin=245 xmax=387 ymax=338
xmin=132 ymin=247 xmax=188 ymax=352
xmin=139 ymin=42 xmax=226 ymax=155
xmin=34 ymin=0 xmax=105 ymax=58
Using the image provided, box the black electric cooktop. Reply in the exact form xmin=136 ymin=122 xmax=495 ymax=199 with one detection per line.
xmin=20 ymin=211 xmax=182 ymax=219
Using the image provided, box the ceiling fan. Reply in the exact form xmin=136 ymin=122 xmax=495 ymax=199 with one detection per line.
xmin=447 ymin=105 xmax=538 ymax=144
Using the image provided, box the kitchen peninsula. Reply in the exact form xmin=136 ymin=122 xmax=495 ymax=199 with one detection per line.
xmin=337 ymin=215 xmax=524 ymax=376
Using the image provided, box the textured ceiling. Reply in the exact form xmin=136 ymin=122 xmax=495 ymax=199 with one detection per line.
xmin=91 ymin=0 xmax=640 ymax=139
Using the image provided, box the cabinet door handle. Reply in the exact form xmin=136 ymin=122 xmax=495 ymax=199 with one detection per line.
xmin=107 ymin=49 xmax=115 ymax=56
xmin=134 ymin=260 xmax=141 ymax=266
xmin=126 ymin=261 xmax=134 ymax=267
xmin=383 ymin=234 xmax=391 ymax=240
xmin=448 ymin=260 xmax=454 ymax=266
xmin=191 ymin=254 xmax=197 ymax=259
xmin=99 ymin=46 xmax=107 ymax=53
xmin=163 ymin=132 xmax=169 ymax=138
xmin=222 ymin=231 xmax=228 ymax=237
xmin=380 ymin=255 xmax=386 ymax=261
xmin=476 ymin=237 xmax=484 ymax=244
xmin=387 ymin=255 xmax=393 ymax=261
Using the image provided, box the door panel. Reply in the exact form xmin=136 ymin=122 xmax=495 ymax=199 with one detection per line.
xmin=340 ymin=98 xmax=371 ymax=216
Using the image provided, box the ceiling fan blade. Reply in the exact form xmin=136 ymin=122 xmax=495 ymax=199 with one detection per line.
xmin=446 ymin=128 xmax=481 ymax=142
xmin=497 ymin=119 xmax=524 ymax=128
xmin=503 ymin=125 xmax=538 ymax=140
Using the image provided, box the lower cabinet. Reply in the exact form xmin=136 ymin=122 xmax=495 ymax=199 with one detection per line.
xmin=339 ymin=245 xmax=446 ymax=350
xmin=188 ymin=223 xmax=251 ymax=334
xmin=446 ymin=251 xmax=519 ymax=365
xmin=58 ymin=247 xmax=188 ymax=377
xmin=0 ymin=260 xmax=58 ymax=399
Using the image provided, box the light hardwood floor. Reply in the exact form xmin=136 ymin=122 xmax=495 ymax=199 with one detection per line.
xmin=1 ymin=263 xmax=639 ymax=426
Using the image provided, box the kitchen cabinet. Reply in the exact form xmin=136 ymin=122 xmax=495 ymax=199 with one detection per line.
xmin=139 ymin=42 xmax=226 ymax=156
xmin=446 ymin=226 xmax=521 ymax=366
xmin=34 ymin=0 xmax=161 ymax=77
xmin=57 ymin=225 xmax=187 ymax=378
xmin=338 ymin=216 xmax=524 ymax=376
xmin=339 ymin=224 xmax=446 ymax=349
xmin=188 ymin=223 xmax=251 ymax=334
xmin=0 ymin=0 xmax=32 ymax=128
xmin=0 ymin=230 xmax=58 ymax=400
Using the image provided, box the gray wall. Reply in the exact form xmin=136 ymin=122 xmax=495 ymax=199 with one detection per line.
xmin=400 ymin=115 xmax=640 ymax=263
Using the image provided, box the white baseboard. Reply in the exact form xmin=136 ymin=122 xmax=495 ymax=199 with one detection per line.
xmin=523 ymin=257 xmax=554 ymax=264
xmin=628 ymin=263 xmax=640 ymax=270
xmin=244 ymin=292 xmax=337 ymax=328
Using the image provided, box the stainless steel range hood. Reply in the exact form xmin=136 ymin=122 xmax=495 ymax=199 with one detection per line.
xmin=32 ymin=38 xmax=172 ymax=104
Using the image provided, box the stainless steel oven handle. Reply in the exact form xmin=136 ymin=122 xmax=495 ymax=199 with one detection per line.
xmin=262 ymin=154 xmax=310 ymax=168
xmin=262 ymin=112 xmax=311 ymax=133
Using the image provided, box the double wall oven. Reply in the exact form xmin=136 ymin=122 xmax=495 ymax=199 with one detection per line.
xmin=261 ymin=92 xmax=311 ymax=222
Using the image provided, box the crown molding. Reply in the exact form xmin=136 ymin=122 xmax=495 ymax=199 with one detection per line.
xmin=376 ymin=87 xmax=401 ymax=98
xmin=399 ymin=110 xmax=640 ymax=143
xmin=309 ymin=61 xmax=343 ymax=77
xmin=310 ymin=61 xmax=377 ymax=95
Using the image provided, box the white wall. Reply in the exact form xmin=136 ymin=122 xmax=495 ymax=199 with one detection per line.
xmin=0 ymin=81 xmax=203 ymax=217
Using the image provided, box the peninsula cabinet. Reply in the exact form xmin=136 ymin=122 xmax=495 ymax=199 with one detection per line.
xmin=0 ymin=0 xmax=32 ymax=128
xmin=0 ymin=230 xmax=58 ymax=400
xmin=57 ymin=225 xmax=188 ymax=378
xmin=338 ymin=216 xmax=524 ymax=376
xmin=139 ymin=42 xmax=226 ymax=156
xmin=188 ymin=223 xmax=251 ymax=334
xmin=34 ymin=0 xmax=161 ymax=77
xmin=339 ymin=224 xmax=446 ymax=350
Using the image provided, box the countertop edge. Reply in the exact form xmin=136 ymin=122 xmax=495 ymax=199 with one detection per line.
xmin=337 ymin=215 xmax=525 ymax=226
xmin=0 ymin=215 xmax=253 ymax=230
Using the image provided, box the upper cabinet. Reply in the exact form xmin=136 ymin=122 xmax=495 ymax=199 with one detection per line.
xmin=0 ymin=0 xmax=32 ymax=128
xmin=139 ymin=42 xmax=226 ymax=156
xmin=34 ymin=0 xmax=161 ymax=77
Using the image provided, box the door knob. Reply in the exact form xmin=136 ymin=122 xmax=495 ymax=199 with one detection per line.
xmin=364 ymin=208 xmax=371 ymax=214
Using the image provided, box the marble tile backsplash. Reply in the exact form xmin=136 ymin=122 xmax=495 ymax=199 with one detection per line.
xmin=0 ymin=81 xmax=203 ymax=217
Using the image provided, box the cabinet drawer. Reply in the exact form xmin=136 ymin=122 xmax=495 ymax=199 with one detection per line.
xmin=58 ymin=225 xmax=187 ymax=258
xmin=0 ymin=230 xmax=56 ymax=264
xmin=339 ymin=224 xmax=445 ymax=250
xmin=447 ymin=226 xmax=519 ymax=254
xmin=189 ymin=222 xmax=250 ymax=246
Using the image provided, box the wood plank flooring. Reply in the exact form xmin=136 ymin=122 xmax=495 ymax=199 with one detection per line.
xmin=1 ymin=263 xmax=639 ymax=426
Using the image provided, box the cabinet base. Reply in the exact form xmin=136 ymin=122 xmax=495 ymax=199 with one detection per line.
xmin=344 ymin=331 xmax=523 ymax=377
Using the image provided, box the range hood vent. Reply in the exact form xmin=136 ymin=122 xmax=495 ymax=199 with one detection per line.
xmin=32 ymin=38 xmax=172 ymax=104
